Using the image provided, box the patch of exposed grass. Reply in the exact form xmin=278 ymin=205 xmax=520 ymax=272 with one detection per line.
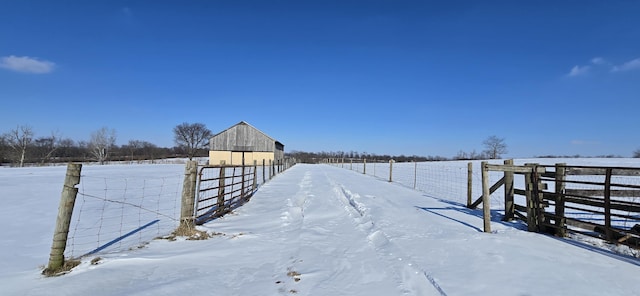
xmin=90 ymin=257 xmax=101 ymax=265
xmin=163 ymin=224 xmax=221 ymax=241
xmin=42 ymin=258 xmax=81 ymax=277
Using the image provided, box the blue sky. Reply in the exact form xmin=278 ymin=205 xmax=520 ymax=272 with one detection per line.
xmin=1 ymin=1 xmax=639 ymax=158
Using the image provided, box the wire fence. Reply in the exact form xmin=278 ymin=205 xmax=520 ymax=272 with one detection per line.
xmin=332 ymin=159 xmax=505 ymax=209
xmin=65 ymin=167 xmax=183 ymax=258
xmin=63 ymin=160 xmax=294 ymax=258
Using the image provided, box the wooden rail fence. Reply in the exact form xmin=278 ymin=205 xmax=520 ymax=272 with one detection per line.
xmin=469 ymin=160 xmax=640 ymax=249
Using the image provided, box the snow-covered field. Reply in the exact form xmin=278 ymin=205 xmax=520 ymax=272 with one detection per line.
xmin=1 ymin=160 xmax=640 ymax=295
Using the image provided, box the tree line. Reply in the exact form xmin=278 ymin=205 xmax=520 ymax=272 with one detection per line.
xmin=0 ymin=123 xmax=212 ymax=167
xmin=0 ymin=127 xmax=512 ymax=166
xmin=289 ymin=135 xmax=511 ymax=163
xmin=4 ymin=124 xmax=635 ymax=167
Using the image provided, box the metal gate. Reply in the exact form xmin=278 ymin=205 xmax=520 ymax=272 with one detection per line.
xmin=194 ymin=165 xmax=257 ymax=225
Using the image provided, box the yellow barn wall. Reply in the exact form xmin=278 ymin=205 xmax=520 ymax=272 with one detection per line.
xmin=209 ymin=151 xmax=275 ymax=166
xmin=252 ymin=152 xmax=275 ymax=165
xmin=209 ymin=151 xmax=231 ymax=165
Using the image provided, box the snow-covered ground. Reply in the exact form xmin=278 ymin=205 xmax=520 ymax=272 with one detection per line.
xmin=1 ymin=162 xmax=640 ymax=295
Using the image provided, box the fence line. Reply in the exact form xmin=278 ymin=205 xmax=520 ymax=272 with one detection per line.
xmin=328 ymin=159 xmax=504 ymax=209
xmin=65 ymin=171 xmax=183 ymax=258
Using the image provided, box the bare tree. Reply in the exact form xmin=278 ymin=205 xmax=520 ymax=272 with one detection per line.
xmin=173 ymin=122 xmax=212 ymax=160
xmin=126 ymin=139 xmax=143 ymax=163
xmin=57 ymin=138 xmax=80 ymax=159
xmin=0 ymin=134 xmax=7 ymax=163
xmin=483 ymin=135 xmax=508 ymax=159
xmin=4 ymin=125 xmax=34 ymax=167
xmin=141 ymin=141 xmax=158 ymax=162
xmin=89 ymin=127 xmax=116 ymax=165
xmin=634 ymin=148 xmax=640 ymax=158
xmin=34 ymin=132 xmax=61 ymax=164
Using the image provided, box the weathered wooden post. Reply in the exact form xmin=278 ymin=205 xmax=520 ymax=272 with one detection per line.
xmin=363 ymin=159 xmax=367 ymax=175
xmin=481 ymin=161 xmax=491 ymax=233
xmin=555 ymin=163 xmax=566 ymax=237
xmin=467 ymin=162 xmax=473 ymax=207
xmin=179 ymin=160 xmax=198 ymax=230
xmin=389 ymin=159 xmax=394 ymax=182
xmin=503 ymin=159 xmax=515 ymax=221
xmin=262 ymin=159 xmax=266 ymax=184
xmin=269 ymin=159 xmax=273 ymax=180
xmin=253 ymin=160 xmax=258 ymax=192
xmin=44 ymin=163 xmax=82 ymax=274
xmin=241 ymin=156 xmax=246 ymax=201
xmin=524 ymin=163 xmax=537 ymax=232
xmin=350 ymin=159 xmax=353 ymax=170
xmin=217 ymin=165 xmax=226 ymax=215
xmin=272 ymin=159 xmax=276 ymax=177
xmin=604 ymin=168 xmax=613 ymax=241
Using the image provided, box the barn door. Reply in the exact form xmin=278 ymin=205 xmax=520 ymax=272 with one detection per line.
xmin=231 ymin=151 xmax=252 ymax=165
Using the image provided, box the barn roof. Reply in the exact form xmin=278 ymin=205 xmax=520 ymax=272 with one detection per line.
xmin=211 ymin=121 xmax=282 ymax=145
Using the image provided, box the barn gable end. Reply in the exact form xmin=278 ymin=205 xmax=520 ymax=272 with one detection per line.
xmin=209 ymin=121 xmax=284 ymax=165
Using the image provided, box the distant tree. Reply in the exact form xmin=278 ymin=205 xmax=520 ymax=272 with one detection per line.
xmin=140 ymin=141 xmax=159 ymax=161
xmin=634 ymin=149 xmax=640 ymax=158
xmin=89 ymin=127 xmax=116 ymax=165
xmin=125 ymin=140 xmax=144 ymax=162
xmin=482 ymin=135 xmax=507 ymax=159
xmin=4 ymin=125 xmax=34 ymax=167
xmin=0 ymin=133 xmax=7 ymax=163
xmin=455 ymin=150 xmax=469 ymax=160
xmin=57 ymin=138 xmax=81 ymax=159
xmin=173 ymin=122 xmax=212 ymax=160
xmin=34 ymin=132 xmax=61 ymax=164
xmin=455 ymin=149 xmax=485 ymax=160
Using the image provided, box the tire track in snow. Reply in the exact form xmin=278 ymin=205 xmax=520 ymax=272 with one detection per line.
xmin=329 ymin=175 xmax=448 ymax=296
xmin=275 ymin=171 xmax=313 ymax=295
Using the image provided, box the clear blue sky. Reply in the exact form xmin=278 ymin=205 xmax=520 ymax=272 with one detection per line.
xmin=1 ymin=1 xmax=639 ymax=158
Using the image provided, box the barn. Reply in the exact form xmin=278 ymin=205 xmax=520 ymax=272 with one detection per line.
xmin=208 ymin=121 xmax=284 ymax=166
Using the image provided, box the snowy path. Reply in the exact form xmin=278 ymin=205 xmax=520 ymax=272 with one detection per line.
xmin=3 ymin=164 xmax=640 ymax=295
xmin=216 ymin=167 xmax=445 ymax=295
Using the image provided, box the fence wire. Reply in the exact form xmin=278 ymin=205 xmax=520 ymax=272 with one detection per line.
xmin=332 ymin=160 xmax=505 ymax=209
xmin=66 ymin=171 xmax=182 ymax=258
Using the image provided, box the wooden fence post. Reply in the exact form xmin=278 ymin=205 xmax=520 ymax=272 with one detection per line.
xmin=363 ymin=159 xmax=367 ymax=175
xmin=555 ymin=163 xmax=566 ymax=237
xmin=241 ymin=157 xmax=246 ymax=201
xmin=481 ymin=161 xmax=491 ymax=233
xmin=45 ymin=163 xmax=82 ymax=274
xmin=467 ymin=162 xmax=473 ymax=207
xmin=604 ymin=168 xmax=613 ymax=241
xmin=179 ymin=160 xmax=198 ymax=230
xmin=262 ymin=159 xmax=266 ymax=184
xmin=350 ymin=159 xmax=353 ymax=170
xmin=389 ymin=159 xmax=394 ymax=182
xmin=253 ymin=160 xmax=258 ymax=191
xmin=269 ymin=159 xmax=273 ymax=180
xmin=217 ymin=165 xmax=226 ymax=215
xmin=524 ymin=163 xmax=538 ymax=232
xmin=503 ymin=159 xmax=515 ymax=221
